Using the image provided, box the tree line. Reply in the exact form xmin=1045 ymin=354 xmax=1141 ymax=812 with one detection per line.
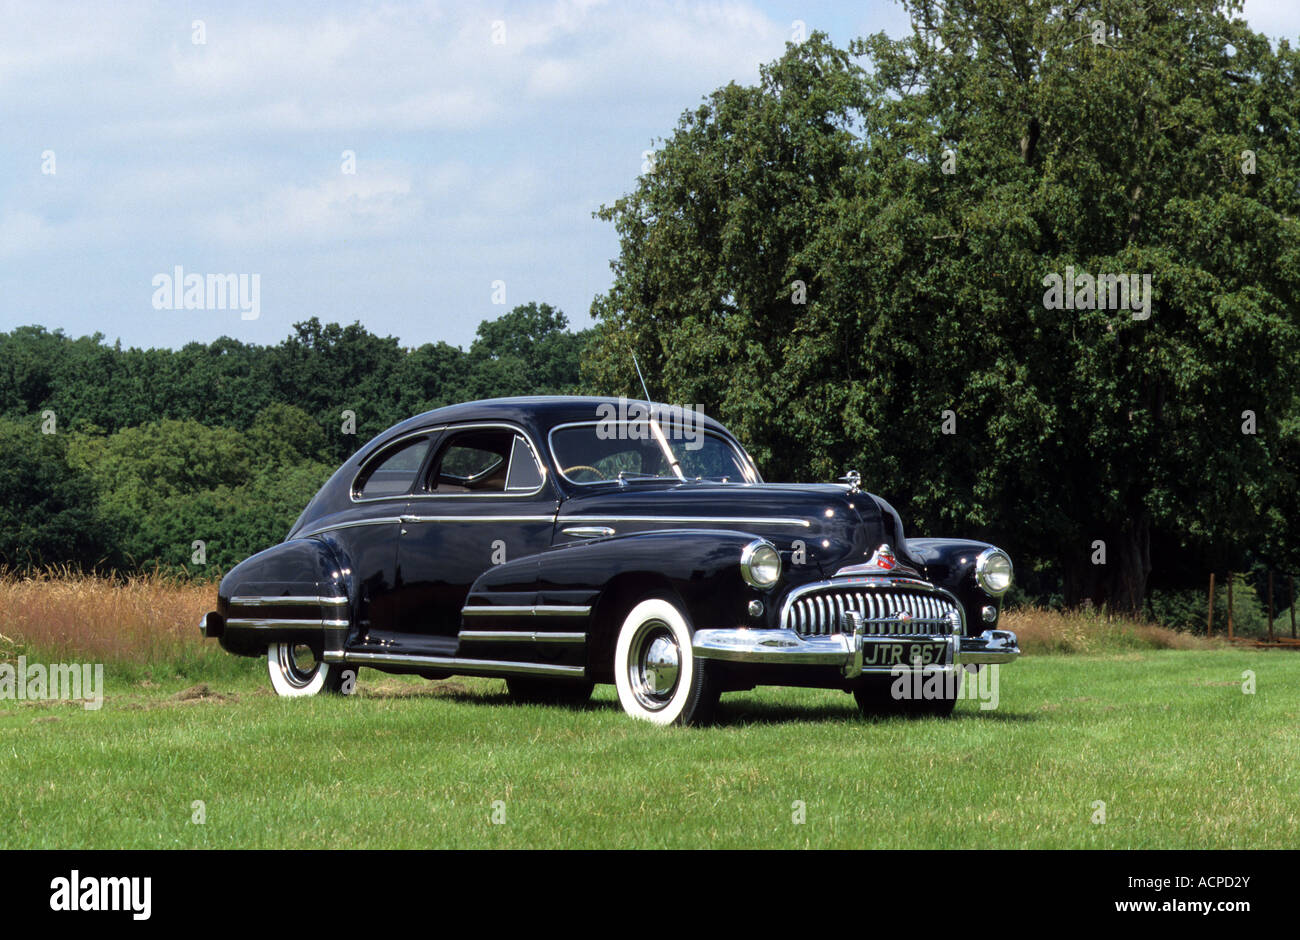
xmin=0 ymin=303 xmax=587 ymax=572
xmin=3 ymin=2 xmax=1296 ymax=628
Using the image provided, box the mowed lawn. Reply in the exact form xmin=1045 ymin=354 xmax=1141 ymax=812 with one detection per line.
xmin=1 ymin=650 xmax=1297 ymax=849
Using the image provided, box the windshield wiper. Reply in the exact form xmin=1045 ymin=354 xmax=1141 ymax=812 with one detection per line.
xmin=616 ymin=470 xmax=677 ymax=485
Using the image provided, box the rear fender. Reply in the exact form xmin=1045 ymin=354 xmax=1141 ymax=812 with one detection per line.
xmin=215 ymin=538 xmax=350 ymax=658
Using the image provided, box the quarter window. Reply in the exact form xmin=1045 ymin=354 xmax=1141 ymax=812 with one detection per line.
xmin=505 ymin=434 xmax=545 ymax=492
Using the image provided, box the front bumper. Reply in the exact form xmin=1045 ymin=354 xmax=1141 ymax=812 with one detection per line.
xmin=692 ymin=627 xmax=1019 ymax=678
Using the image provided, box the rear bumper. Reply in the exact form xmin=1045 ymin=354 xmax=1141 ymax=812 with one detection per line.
xmin=199 ymin=611 xmax=223 ymax=639
xmin=692 ymin=627 xmax=1018 ymax=678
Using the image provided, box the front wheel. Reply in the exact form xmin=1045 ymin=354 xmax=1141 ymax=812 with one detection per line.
xmin=613 ymin=598 xmax=718 ymax=725
xmin=267 ymin=642 xmax=355 ymax=697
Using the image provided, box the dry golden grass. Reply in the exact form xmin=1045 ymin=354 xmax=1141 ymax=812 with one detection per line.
xmin=1003 ymin=606 xmax=1216 ymax=654
xmin=0 ymin=572 xmax=1215 ymax=666
xmin=0 ymin=568 xmax=215 ymax=664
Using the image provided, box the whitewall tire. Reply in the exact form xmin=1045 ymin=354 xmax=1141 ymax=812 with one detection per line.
xmin=613 ymin=598 xmax=717 ymax=725
xmin=267 ymin=642 xmax=354 ymax=697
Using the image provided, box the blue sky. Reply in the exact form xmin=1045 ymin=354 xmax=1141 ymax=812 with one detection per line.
xmin=2 ymin=1 xmax=1296 ymax=351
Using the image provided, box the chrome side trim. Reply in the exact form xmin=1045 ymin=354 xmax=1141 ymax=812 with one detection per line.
xmin=400 ymin=514 xmax=556 ymax=524
xmin=459 ymin=631 xmax=587 ymax=644
xmin=557 ymin=514 xmax=811 ymax=528
xmin=294 ymin=516 xmax=403 ymax=539
xmin=229 ymin=595 xmax=349 ymax=607
xmin=461 ymin=604 xmax=592 ymax=617
xmin=225 ymin=618 xmax=350 ymax=630
xmin=342 ymin=651 xmax=585 ymax=679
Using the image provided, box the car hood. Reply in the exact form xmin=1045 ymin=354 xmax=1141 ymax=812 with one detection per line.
xmin=556 ymin=482 xmax=919 ymax=578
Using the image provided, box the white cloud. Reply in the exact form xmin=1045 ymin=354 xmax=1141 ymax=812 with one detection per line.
xmin=0 ymin=211 xmax=54 ymax=258
xmin=1242 ymin=0 xmax=1300 ymax=39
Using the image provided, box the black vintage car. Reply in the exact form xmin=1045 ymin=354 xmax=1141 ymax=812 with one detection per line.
xmin=200 ymin=396 xmax=1018 ymax=724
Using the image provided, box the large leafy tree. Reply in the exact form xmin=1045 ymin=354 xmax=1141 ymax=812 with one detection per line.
xmin=584 ymin=2 xmax=1300 ymax=611
xmin=466 ymin=302 xmax=589 ymax=400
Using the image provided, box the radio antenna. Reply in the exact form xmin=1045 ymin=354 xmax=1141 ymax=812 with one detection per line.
xmin=632 ymin=351 xmax=652 ymax=403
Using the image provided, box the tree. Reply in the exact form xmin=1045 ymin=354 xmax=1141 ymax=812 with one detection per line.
xmin=584 ymin=4 xmax=1300 ymax=612
xmin=0 ymin=418 xmax=107 ymax=569
xmin=467 ymin=302 xmax=589 ymax=399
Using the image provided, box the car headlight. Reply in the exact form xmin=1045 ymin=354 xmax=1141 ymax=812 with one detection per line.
xmin=975 ymin=548 xmax=1013 ymax=596
xmin=740 ymin=539 xmax=782 ymax=588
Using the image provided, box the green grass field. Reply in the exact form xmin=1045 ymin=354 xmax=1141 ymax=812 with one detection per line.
xmin=2 ymin=649 xmax=1296 ymax=849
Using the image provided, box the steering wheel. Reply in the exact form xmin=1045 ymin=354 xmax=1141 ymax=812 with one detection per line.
xmin=562 ymin=465 xmax=606 ymax=480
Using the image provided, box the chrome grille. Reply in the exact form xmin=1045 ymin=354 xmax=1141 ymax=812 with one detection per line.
xmin=783 ymin=587 xmax=961 ymax=638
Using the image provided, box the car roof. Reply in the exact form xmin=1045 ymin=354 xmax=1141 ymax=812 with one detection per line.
xmin=378 ymin=395 xmax=733 ymax=445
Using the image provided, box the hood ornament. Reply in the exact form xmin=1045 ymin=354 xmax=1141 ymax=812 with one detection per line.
xmin=838 ymin=469 xmax=861 ymax=493
xmin=867 ymin=543 xmax=897 ymax=570
xmin=833 ymin=543 xmax=899 ymax=577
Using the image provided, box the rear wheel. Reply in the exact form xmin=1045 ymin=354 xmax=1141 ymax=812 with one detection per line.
xmin=267 ymin=642 xmax=355 ymax=697
xmin=613 ymin=598 xmax=718 ymax=725
xmin=505 ymin=677 xmax=594 ymax=706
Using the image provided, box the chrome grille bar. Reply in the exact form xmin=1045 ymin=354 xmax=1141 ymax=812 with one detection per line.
xmin=784 ymin=587 xmax=962 ymax=637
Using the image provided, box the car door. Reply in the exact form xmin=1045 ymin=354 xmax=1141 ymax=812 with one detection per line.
xmin=394 ymin=424 xmax=557 ymax=639
xmin=310 ymin=429 xmax=440 ymax=644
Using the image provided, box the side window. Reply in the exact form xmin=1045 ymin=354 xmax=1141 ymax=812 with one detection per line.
xmin=428 ymin=428 xmax=516 ymax=494
xmin=505 ymin=435 xmax=544 ymax=492
xmin=355 ymin=436 xmax=430 ymax=499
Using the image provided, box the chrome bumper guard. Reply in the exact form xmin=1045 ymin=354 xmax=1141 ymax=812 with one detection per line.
xmin=957 ymin=628 xmax=1020 ymax=664
xmin=692 ymin=625 xmax=1018 ymax=678
xmin=199 ymin=611 xmax=222 ymax=639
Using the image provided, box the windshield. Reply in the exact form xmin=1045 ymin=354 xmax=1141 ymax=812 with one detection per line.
xmin=550 ymin=421 xmax=757 ymax=485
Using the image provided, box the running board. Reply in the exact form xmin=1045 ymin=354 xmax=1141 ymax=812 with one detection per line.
xmin=325 ymin=649 xmax=585 ymax=679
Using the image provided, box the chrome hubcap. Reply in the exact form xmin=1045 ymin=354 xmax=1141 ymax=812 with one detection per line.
xmin=279 ymin=643 xmax=320 ymax=688
xmin=644 ymin=637 xmax=680 ymax=694
xmin=628 ymin=619 xmax=681 ymax=710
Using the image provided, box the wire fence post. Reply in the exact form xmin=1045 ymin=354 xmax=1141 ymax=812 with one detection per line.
xmin=1268 ymin=570 xmax=1275 ymax=643
xmin=1207 ymin=572 xmax=1215 ymax=637
xmin=1291 ymin=575 xmax=1296 ymax=640
xmin=1227 ymin=574 xmax=1234 ymax=641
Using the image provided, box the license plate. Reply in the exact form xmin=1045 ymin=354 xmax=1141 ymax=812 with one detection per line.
xmin=860 ymin=639 xmax=948 ymax=668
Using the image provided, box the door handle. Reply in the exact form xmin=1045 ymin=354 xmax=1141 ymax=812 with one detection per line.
xmin=561 ymin=526 xmax=615 ymax=539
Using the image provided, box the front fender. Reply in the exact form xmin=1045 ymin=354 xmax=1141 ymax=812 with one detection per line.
xmin=907 ymin=537 xmax=1005 ymax=632
xmin=465 ymin=528 xmax=774 ymax=647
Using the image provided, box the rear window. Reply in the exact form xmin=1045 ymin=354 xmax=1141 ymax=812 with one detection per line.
xmin=354 ymin=436 xmax=430 ymax=499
